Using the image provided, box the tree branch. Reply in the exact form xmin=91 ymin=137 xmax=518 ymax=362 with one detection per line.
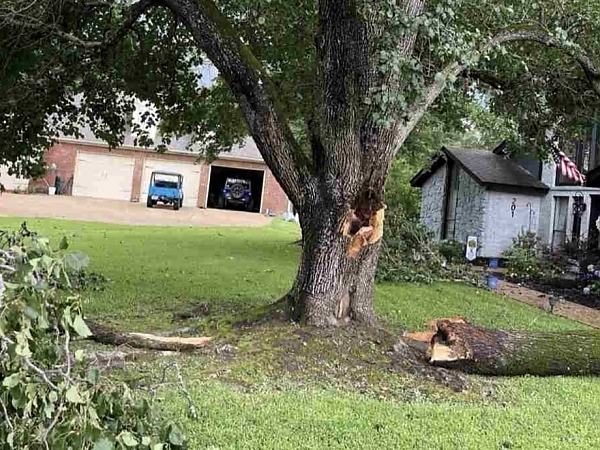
xmin=1 ymin=0 xmax=155 ymax=50
xmin=461 ymin=69 xmax=505 ymax=90
xmin=1 ymin=15 xmax=103 ymax=48
xmin=102 ymin=0 xmax=157 ymax=49
xmin=0 ymin=397 xmax=13 ymax=433
xmin=399 ymin=27 xmax=600 ymax=153
xmin=156 ymin=0 xmax=312 ymax=206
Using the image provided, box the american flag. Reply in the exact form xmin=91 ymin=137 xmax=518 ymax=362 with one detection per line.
xmin=550 ymin=145 xmax=586 ymax=185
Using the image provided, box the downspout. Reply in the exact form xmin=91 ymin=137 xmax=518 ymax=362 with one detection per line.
xmin=451 ymin=168 xmax=460 ymax=240
xmin=591 ymin=110 xmax=598 ymax=171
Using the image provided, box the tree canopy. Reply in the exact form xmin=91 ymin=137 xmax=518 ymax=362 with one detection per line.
xmin=2 ymin=0 xmax=599 ymax=179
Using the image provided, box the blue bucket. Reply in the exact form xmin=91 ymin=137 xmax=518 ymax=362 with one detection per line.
xmin=487 ymin=275 xmax=499 ymax=290
xmin=489 ymin=259 xmax=499 ymax=269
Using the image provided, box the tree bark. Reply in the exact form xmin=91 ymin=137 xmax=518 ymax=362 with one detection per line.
xmin=87 ymin=321 xmax=212 ymax=352
xmin=404 ymin=318 xmax=600 ymax=376
xmin=287 ymin=203 xmax=380 ymax=327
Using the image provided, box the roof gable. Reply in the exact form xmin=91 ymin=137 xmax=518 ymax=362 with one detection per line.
xmin=411 ymin=145 xmax=549 ymax=194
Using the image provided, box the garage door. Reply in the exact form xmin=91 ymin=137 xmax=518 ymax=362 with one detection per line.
xmin=72 ymin=152 xmax=135 ymax=201
xmin=141 ymin=159 xmax=201 ymax=207
xmin=0 ymin=166 xmax=29 ymax=192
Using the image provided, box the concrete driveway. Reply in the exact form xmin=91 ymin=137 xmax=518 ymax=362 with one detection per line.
xmin=0 ymin=193 xmax=272 ymax=227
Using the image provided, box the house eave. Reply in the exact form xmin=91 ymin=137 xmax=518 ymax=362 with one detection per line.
xmin=56 ymin=137 xmax=267 ymax=164
xmin=483 ymin=183 xmax=550 ymax=196
xmin=410 ymin=155 xmax=446 ymax=187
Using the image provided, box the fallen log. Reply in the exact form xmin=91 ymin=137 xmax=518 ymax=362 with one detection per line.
xmin=87 ymin=321 xmax=212 ymax=352
xmin=403 ymin=317 xmax=600 ymax=376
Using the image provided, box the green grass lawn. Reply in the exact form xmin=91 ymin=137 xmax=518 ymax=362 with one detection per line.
xmin=2 ymin=216 xmax=600 ymax=449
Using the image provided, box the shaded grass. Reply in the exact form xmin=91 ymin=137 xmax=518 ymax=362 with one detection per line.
xmin=1 ymin=216 xmax=599 ymax=449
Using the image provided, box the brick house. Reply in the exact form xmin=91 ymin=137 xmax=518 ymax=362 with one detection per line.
xmin=411 ymin=144 xmax=550 ymax=258
xmin=0 ymin=64 xmax=292 ymax=214
xmin=411 ymin=142 xmax=600 ymax=258
xmin=2 ymin=136 xmax=291 ymax=215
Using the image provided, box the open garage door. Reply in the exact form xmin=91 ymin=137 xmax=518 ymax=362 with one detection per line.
xmin=207 ymin=166 xmax=264 ymax=213
xmin=141 ymin=159 xmax=201 ymax=207
xmin=72 ymin=152 xmax=135 ymax=201
xmin=0 ymin=166 xmax=29 ymax=192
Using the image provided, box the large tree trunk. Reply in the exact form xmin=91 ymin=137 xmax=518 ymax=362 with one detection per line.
xmin=161 ymin=0 xmax=421 ymax=328
xmin=287 ymin=202 xmax=381 ymax=327
xmin=404 ymin=318 xmax=600 ymax=376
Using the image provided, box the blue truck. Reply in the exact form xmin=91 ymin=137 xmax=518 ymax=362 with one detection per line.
xmin=146 ymin=171 xmax=184 ymax=211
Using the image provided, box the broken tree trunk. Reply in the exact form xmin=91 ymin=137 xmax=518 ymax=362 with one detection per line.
xmin=403 ymin=317 xmax=600 ymax=376
xmin=87 ymin=321 xmax=212 ymax=352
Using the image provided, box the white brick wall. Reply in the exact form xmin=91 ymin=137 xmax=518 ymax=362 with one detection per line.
xmin=480 ymin=192 xmax=542 ymax=258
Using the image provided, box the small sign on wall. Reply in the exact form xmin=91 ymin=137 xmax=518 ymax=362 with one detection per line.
xmin=466 ymin=236 xmax=478 ymax=261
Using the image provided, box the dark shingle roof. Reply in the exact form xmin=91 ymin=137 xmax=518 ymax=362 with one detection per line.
xmin=411 ymin=146 xmax=549 ymax=193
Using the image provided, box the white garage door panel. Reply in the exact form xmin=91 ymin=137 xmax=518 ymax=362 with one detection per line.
xmin=0 ymin=166 xmax=29 ymax=191
xmin=72 ymin=152 xmax=135 ymax=201
xmin=141 ymin=159 xmax=201 ymax=207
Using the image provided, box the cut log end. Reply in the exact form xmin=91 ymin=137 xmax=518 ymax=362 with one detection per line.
xmin=402 ymin=316 xmax=600 ymax=376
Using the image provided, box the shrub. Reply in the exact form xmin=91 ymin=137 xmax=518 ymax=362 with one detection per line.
xmin=502 ymin=231 xmax=556 ymax=280
xmin=436 ymin=239 xmax=464 ymax=263
xmin=0 ymin=223 xmax=187 ymax=449
xmin=377 ymin=211 xmax=479 ymax=285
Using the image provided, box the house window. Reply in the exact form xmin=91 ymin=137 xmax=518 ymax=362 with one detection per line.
xmin=443 ymin=163 xmax=460 ymax=240
xmin=551 ymin=197 xmax=569 ymax=249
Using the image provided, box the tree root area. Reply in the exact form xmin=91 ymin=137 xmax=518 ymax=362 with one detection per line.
xmin=88 ymin=305 xmax=600 ymax=399
xmin=85 ymin=308 xmax=471 ymax=394
xmin=85 ymin=305 xmax=600 ymax=404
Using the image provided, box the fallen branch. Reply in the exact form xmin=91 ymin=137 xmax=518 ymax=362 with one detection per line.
xmin=402 ymin=317 xmax=600 ymax=376
xmin=86 ymin=321 xmax=211 ymax=352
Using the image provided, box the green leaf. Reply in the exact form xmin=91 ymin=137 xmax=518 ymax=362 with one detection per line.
xmin=2 ymin=373 xmax=20 ymax=388
xmin=93 ymin=438 xmax=114 ymax=450
xmin=142 ymin=436 xmax=152 ymax=446
xmin=168 ymin=424 xmax=185 ymax=446
xmin=59 ymin=236 xmax=69 ymax=250
xmin=40 ymin=254 xmax=54 ymax=270
xmin=64 ymin=251 xmax=90 ymax=272
xmin=24 ymin=306 xmax=39 ymax=320
xmin=120 ymin=431 xmax=139 ymax=447
xmin=15 ymin=332 xmax=31 ymax=357
xmin=434 ymin=71 xmax=445 ymax=84
xmin=65 ymin=385 xmax=84 ymax=404
xmin=72 ymin=315 xmax=92 ymax=338
xmin=38 ymin=312 xmax=49 ymax=330
xmin=87 ymin=367 xmax=101 ymax=383
xmin=152 ymin=444 xmax=164 ymax=450
xmin=44 ymin=402 xmax=55 ymax=418
xmin=75 ymin=349 xmax=86 ymax=361
xmin=63 ymin=306 xmax=73 ymax=327
xmin=49 ymin=391 xmax=58 ymax=402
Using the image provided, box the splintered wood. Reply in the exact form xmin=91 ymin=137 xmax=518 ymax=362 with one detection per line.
xmin=403 ymin=316 xmax=469 ymax=361
xmin=342 ymin=205 xmax=386 ymax=259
